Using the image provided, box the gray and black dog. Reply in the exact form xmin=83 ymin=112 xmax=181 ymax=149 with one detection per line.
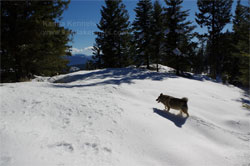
xmin=156 ymin=93 xmax=189 ymax=117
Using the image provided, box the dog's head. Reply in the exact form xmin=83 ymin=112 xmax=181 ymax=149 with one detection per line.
xmin=156 ymin=93 xmax=163 ymax=103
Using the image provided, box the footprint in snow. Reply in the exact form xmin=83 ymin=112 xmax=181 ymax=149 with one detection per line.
xmin=63 ymin=118 xmax=70 ymax=124
xmin=107 ymin=130 xmax=113 ymax=134
xmin=0 ymin=156 xmax=12 ymax=166
xmin=103 ymin=147 xmax=112 ymax=153
xmin=82 ymin=143 xmax=112 ymax=154
xmin=48 ymin=142 xmax=74 ymax=152
xmin=83 ymin=142 xmax=99 ymax=153
xmin=62 ymin=118 xmax=70 ymax=128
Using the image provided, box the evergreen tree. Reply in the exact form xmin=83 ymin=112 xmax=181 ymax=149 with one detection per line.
xmin=1 ymin=1 xmax=73 ymax=82
xmin=194 ymin=34 xmax=210 ymax=74
xmin=217 ymin=31 xmax=235 ymax=83
xmin=233 ymin=0 xmax=248 ymax=34
xmin=164 ymin=0 xmax=196 ymax=75
xmin=133 ymin=0 xmax=153 ymax=69
xmin=232 ymin=0 xmax=249 ymax=88
xmin=195 ymin=0 xmax=233 ymax=79
xmin=95 ymin=0 xmax=131 ymax=68
xmin=92 ymin=36 xmax=103 ymax=69
xmin=151 ymin=0 xmax=164 ymax=72
xmin=191 ymin=38 xmax=205 ymax=74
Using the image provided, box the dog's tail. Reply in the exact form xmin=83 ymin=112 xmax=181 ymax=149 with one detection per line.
xmin=182 ymin=97 xmax=188 ymax=102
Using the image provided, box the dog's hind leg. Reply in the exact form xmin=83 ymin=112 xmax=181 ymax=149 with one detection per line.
xmin=182 ymin=108 xmax=189 ymax=117
xmin=166 ymin=106 xmax=170 ymax=112
xmin=178 ymin=110 xmax=183 ymax=116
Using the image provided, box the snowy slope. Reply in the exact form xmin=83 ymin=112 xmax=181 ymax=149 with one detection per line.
xmin=0 ymin=66 xmax=250 ymax=166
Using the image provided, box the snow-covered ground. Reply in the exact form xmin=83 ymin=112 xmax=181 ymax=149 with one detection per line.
xmin=0 ymin=65 xmax=250 ymax=166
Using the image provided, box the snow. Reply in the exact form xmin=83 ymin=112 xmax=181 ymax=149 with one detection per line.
xmin=69 ymin=66 xmax=81 ymax=73
xmin=0 ymin=65 xmax=250 ymax=166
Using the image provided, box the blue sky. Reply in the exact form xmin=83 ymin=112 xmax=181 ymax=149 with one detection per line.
xmin=61 ymin=0 xmax=248 ymax=55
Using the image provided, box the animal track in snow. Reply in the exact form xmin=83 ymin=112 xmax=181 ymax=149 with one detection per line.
xmin=103 ymin=147 xmax=112 ymax=153
xmin=0 ymin=156 xmax=12 ymax=166
xmin=83 ymin=142 xmax=99 ymax=153
xmin=82 ymin=142 xmax=112 ymax=154
xmin=62 ymin=118 xmax=70 ymax=129
xmin=48 ymin=142 xmax=74 ymax=152
xmin=190 ymin=116 xmax=250 ymax=141
xmin=63 ymin=118 xmax=70 ymax=125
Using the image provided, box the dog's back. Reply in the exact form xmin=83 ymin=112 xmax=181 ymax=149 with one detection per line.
xmin=169 ymin=97 xmax=188 ymax=110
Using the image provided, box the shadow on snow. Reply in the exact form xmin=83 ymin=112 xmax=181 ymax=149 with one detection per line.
xmin=51 ymin=68 xmax=220 ymax=89
xmin=153 ymin=108 xmax=188 ymax=128
xmin=52 ymin=68 xmax=178 ymax=88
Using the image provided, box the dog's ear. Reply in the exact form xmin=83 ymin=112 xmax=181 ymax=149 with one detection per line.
xmin=160 ymin=93 xmax=163 ymax=96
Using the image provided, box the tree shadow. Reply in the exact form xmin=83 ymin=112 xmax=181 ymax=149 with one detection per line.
xmin=52 ymin=68 xmax=178 ymax=88
xmin=179 ymin=72 xmax=218 ymax=83
xmin=237 ymin=97 xmax=250 ymax=111
xmin=240 ymin=98 xmax=250 ymax=105
xmin=234 ymin=90 xmax=250 ymax=111
xmin=153 ymin=108 xmax=188 ymax=128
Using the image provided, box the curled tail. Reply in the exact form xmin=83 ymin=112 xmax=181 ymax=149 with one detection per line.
xmin=182 ymin=97 xmax=188 ymax=102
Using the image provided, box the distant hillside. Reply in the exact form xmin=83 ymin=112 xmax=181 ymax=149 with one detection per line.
xmin=64 ymin=54 xmax=92 ymax=68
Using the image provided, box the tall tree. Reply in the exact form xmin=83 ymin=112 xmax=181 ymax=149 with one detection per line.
xmin=133 ymin=0 xmax=153 ymax=69
xmin=164 ymin=0 xmax=196 ymax=75
xmin=92 ymin=35 xmax=103 ymax=69
xmin=191 ymin=35 xmax=207 ymax=74
xmin=217 ymin=31 xmax=235 ymax=83
xmin=1 ymin=1 xmax=73 ymax=82
xmin=232 ymin=0 xmax=250 ymax=88
xmin=195 ymin=0 xmax=233 ymax=79
xmin=151 ymin=0 xmax=164 ymax=72
xmin=95 ymin=0 xmax=131 ymax=68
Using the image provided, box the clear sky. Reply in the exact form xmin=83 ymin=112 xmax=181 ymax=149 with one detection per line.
xmin=61 ymin=0 xmax=248 ymax=55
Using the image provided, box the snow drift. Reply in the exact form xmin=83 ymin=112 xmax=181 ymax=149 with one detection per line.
xmin=0 ymin=65 xmax=249 ymax=166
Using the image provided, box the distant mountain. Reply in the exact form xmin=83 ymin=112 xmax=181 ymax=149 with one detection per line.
xmin=64 ymin=54 xmax=93 ymax=68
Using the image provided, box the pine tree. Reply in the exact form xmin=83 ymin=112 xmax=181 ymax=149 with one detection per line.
xmin=217 ymin=31 xmax=235 ymax=83
xmin=1 ymin=1 xmax=30 ymax=81
xmin=195 ymin=0 xmax=233 ymax=79
xmin=191 ymin=35 xmax=206 ymax=74
xmin=133 ymin=0 xmax=153 ymax=69
xmin=32 ymin=1 xmax=73 ymax=76
xmin=233 ymin=0 xmax=248 ymax=34
xmin=232 ymin=0 xmax=249 ymax=88
xmin=164 ymin=0 xmax=196 ymax=75
xmin=151 ymin=0 xmax=164 ymax=72
xmin=1 ymin=1 xmax=73 ymax=82
xmin=95 ymin=0 xmax=131 ymax=68
xmin=92 ymin=36 xmax=103 ymax=69
xmin=195 ymin=33 xmax=211 ymax=74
